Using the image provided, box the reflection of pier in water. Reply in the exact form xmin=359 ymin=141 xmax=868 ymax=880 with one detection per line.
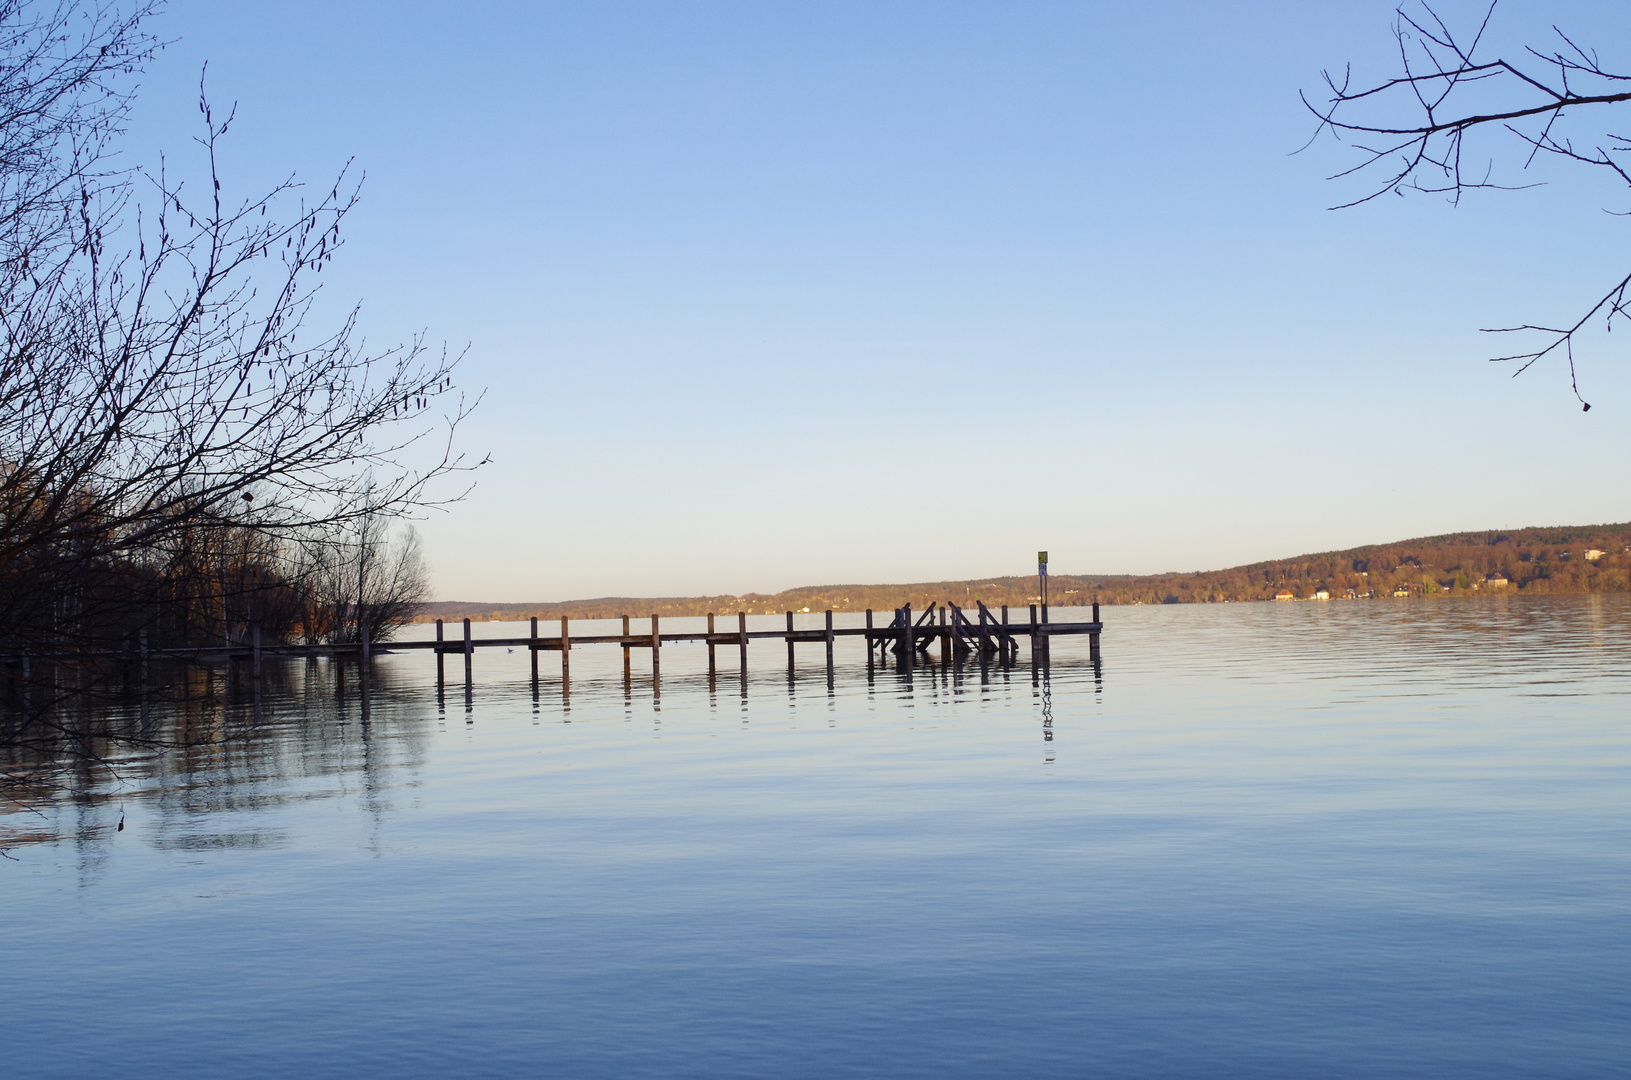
xmin=1 ymin=612 xmax=1103 ymax=856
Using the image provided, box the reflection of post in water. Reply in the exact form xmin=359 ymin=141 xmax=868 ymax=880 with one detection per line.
xmin=1038 ymin=656 xmax=1055 ymax=762
xmin=1042 ymin=684 xmax=1054 ymax=763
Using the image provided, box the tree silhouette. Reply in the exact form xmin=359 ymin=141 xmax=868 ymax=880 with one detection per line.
xmin=1305 ymin=1 xmax=1631 ymax=408
xmin=0 ymin=0 xmax=480 ymax=664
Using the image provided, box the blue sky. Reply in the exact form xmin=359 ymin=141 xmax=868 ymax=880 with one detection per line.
xmin=128 ymin=1 xmax=1630 ymax=600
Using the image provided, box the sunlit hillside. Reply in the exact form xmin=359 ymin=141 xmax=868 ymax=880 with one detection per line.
xmin=418 ymin=523 xmax=1631 ymax=621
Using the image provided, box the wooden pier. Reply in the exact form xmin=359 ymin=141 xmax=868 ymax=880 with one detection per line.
xmin=1 ymin=602 xmax=1102 ymax=697
xmin=403 ymin=601 xmax=1101 ymax=679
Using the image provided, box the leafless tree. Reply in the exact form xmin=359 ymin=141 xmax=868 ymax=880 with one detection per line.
xmin=292 ymin=515 xmax=428 ymax=645
xmin=0 ymin=0 xmax=480 ymax=661
xmin=1305 ymin=0 xmax=1631 ymax=408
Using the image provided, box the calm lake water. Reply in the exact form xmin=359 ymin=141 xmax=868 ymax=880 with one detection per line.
xmin=4 ymin=599 xmax=1628 ymax=1079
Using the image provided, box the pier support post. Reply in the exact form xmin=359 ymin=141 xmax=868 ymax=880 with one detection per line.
xmin=435 ymin=619 xmax=445 ymax=690
xmin=651 ymin=614 xmax=661 ymax=675
xmin=902 ymin=604 xmax=914 ymax=672
xmin=707 ymin=612 xmax=716 ymax=677
xmin=463 ymin=617 xmax=473 ymax=689
xmin=530 ymin=617 xmax=539 ymax=686
xmin=865 ymin=609 xmax=874 ymax=670
xmin=738 ymin=611 xmax=748 ymax=673
xmin=786 ymin=611 xmax=795 ymax=670
xmin=825 ymin=610 xmax=835 ymax=684
xmin=561 ymin=616 xmax=571 ymax=683
xmin=622 ymin=615 xmax=631 ymax=680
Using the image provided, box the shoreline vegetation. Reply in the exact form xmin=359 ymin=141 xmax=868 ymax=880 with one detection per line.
xmin=418 ymin=522 xmax=1631 ymax=623
xmin=0 ymin=2 xmax=467 ymax=665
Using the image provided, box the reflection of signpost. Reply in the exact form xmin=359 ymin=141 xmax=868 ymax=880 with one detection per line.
xmin=1038 ymin=551 xmax=1049 ymax=622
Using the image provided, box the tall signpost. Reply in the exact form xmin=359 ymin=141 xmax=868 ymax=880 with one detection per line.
xmin=1038 ymin=551 xmax=1049 ymax=624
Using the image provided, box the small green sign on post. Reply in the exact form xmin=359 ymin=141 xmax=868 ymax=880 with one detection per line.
xmin=1037 ymin=551 xmax=1049 ymax=615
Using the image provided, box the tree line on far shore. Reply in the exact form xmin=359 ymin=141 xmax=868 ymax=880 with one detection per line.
xmin=419 ymin=523 xmax=1631 ymax=624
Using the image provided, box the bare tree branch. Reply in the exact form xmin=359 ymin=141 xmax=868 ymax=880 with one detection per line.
xmin=0 ymin=0 xmax=484 ymax=698
xmin=1305 ymin=1 xmax=1631 ymax=408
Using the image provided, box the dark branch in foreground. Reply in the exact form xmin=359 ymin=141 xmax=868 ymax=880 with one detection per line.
xmin=1305 ymin=1 xmax=1631 ymax=408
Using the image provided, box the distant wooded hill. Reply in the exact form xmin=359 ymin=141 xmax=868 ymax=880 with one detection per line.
xmin=417 ymin=522 xmax=1631 ymax=623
